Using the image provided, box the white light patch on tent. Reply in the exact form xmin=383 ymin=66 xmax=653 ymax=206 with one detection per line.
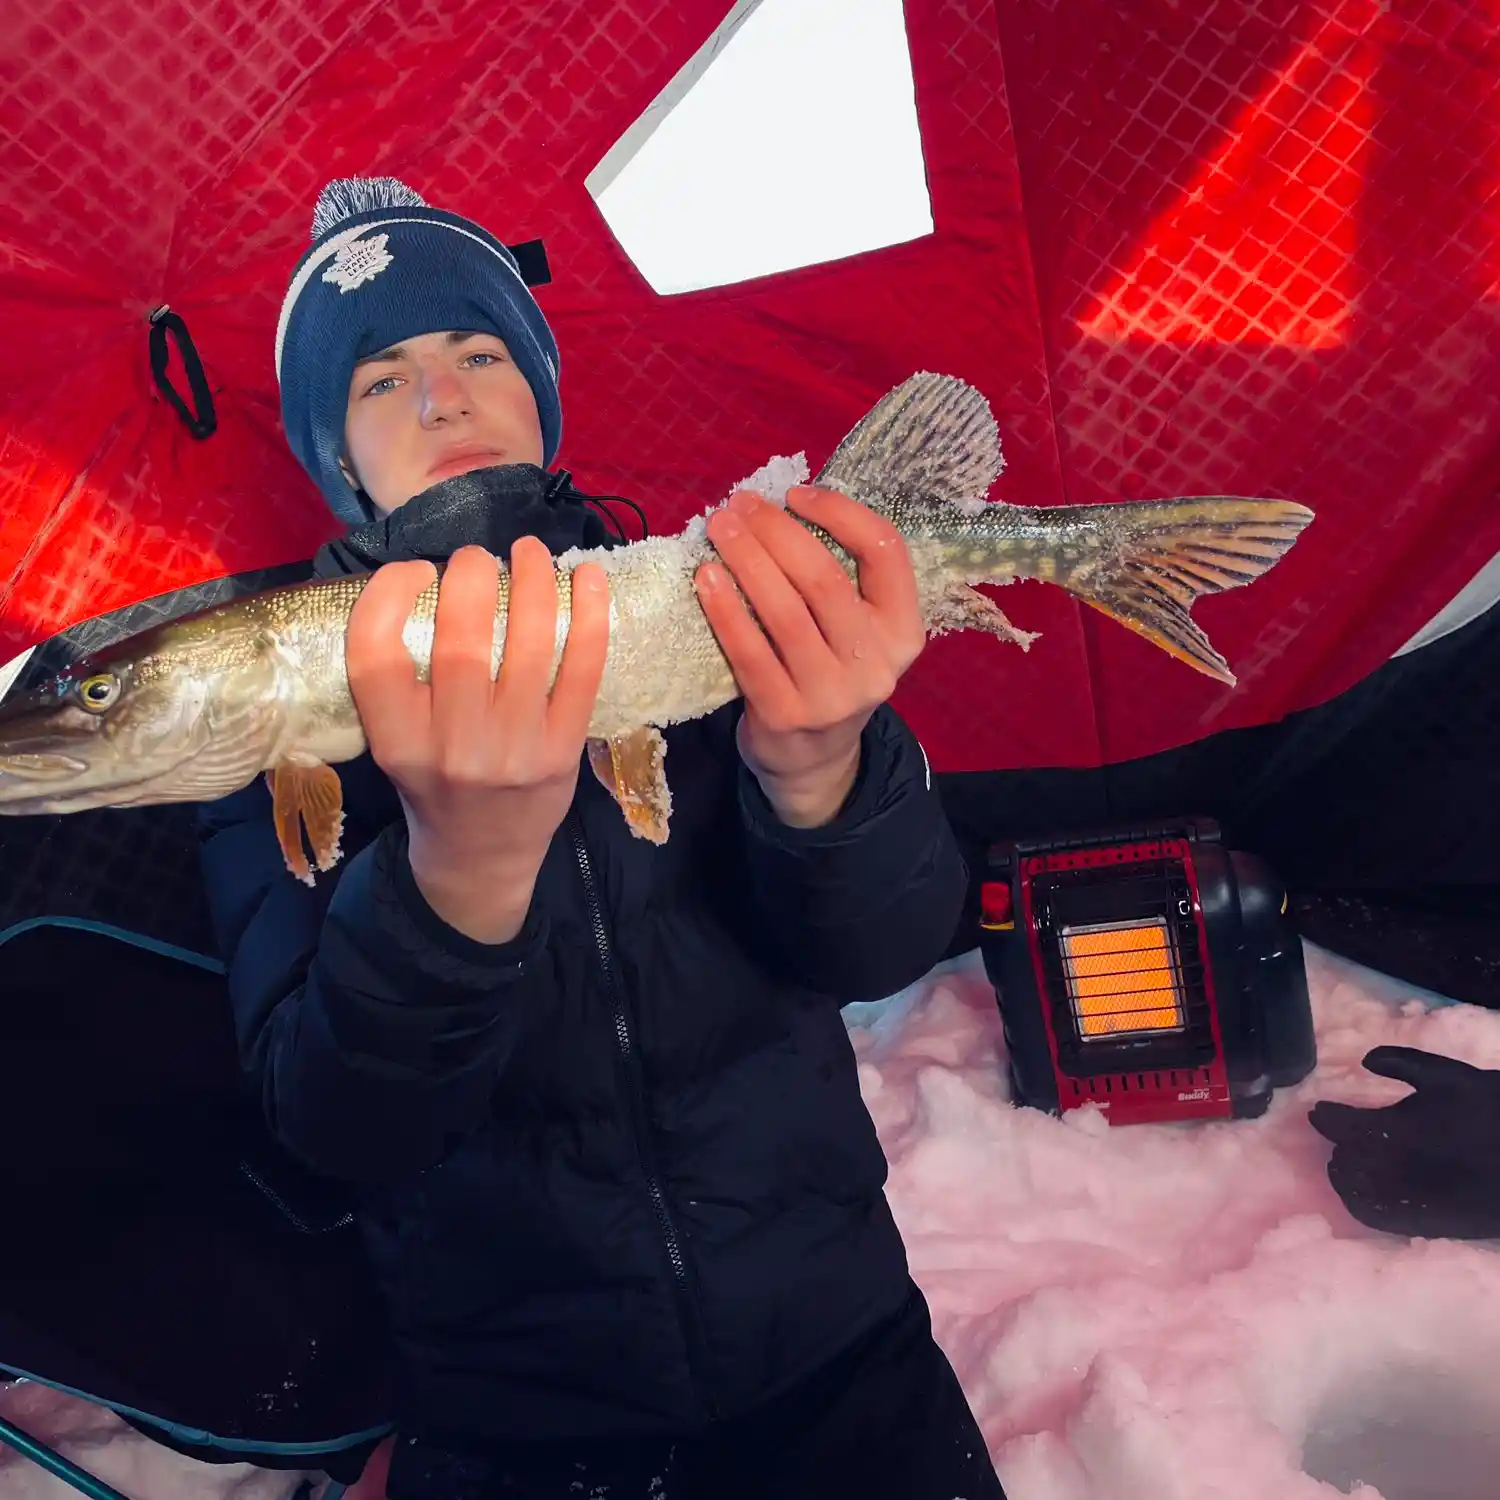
xmin=0 ymin=645 xmax=35 ymax=704
xmin=586 ymin=0 xmax=933 ymax=296
xmin=1394 ymin=546 xmax=1500 ymax=657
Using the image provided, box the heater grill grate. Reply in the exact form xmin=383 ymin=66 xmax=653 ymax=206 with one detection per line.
xmin=1059 ymin=918 xmax=1184 ymax=1036
xmin=1027 ymin=847 xmax=1217 ymax=1075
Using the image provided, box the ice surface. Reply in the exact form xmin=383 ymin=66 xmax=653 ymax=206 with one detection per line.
xmin=1 ymin=942 xmax=1496 ymax=1500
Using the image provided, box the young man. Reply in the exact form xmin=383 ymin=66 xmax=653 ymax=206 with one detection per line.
xmin=200 ymin=177 xmax=1006 ymax=1499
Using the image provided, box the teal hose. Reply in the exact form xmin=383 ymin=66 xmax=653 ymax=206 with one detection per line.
xmin=0 ymin=1414 xmax=133 ymax=1500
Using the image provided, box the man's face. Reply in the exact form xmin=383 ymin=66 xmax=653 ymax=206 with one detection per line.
xmin=342 ymin=329 xmax=545 ymax=513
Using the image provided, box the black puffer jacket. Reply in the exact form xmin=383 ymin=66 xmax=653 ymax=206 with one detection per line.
xmin=198 ymin=468 xmax=968 ymax=1445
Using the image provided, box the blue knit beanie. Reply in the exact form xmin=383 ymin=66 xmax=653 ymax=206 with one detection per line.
xmin=275 ymin=177 xmax=562 ymax=524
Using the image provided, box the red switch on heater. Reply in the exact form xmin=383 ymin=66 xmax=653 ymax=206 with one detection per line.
xmin=980 ymin=881 xmax=1014 ymax=930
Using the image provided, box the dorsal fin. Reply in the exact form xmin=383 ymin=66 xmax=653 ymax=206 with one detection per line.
xmin=813 ymin=373 xmax=1003 ymax=508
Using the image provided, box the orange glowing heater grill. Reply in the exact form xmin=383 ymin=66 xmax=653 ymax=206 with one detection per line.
xmin=1060 ymin=919 xmax=1185 ymax=1039
xmin=976 ymin=820 xmax=1316 ymax=1126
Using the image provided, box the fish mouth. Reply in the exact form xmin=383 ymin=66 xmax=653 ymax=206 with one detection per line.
xmin=0 ymin=706 xmax=207 ymax=813
xmin=0 ymin=653 xmax=284 ymax=816
xmin=0 ymin=758 xmax=205 ymax=815
xmin=0 ymin=751 xmax=92 ymax=780
xmin=0 ymin=708 xmax=276 ymax=815
xmin=0 ymin=750 xmax=189 ymax=814
xmin=0 ymin=700 xmax=118 ymax=806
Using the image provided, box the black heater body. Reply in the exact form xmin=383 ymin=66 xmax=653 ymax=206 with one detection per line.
xmin=977 ymin=818 xmax=1315 ymax=1125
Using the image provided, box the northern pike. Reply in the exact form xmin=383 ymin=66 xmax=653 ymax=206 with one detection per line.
xmin=0 ymin=373 xmax=1312 ymax=881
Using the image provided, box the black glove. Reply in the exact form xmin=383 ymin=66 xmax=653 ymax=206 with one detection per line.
xmin=1308 ymin=1046 xmax=1500 ymax=1240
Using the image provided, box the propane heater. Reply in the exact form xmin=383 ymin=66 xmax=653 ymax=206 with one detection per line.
xmin=977 ymin=819 xmax=1315 ymax=1125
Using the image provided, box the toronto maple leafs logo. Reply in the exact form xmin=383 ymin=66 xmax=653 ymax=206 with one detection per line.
xmin=321 ymin=233 xmax=394 ymax=294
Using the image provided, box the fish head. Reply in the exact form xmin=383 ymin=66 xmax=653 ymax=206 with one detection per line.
xmin=0 ymin=616 xmax=287 ymax=814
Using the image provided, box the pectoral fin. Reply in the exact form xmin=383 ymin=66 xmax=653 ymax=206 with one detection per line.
xmin=935 ymin=583 xmax=1041 ymax=651
xmin=587 ymin=727 xmax=672 ymax=845
xmin=266 ymin=761 xmax=347 ymax=885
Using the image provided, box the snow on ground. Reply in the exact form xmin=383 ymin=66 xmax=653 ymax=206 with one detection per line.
xmin=855 ymin=942 xmax=1500 ymax=1500
xmin=1 ymin=942 xmax=1497 ymax=1500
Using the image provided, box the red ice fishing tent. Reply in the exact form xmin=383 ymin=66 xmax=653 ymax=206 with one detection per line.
xmin=1 ymin=0 xmax=1499 ymax=1493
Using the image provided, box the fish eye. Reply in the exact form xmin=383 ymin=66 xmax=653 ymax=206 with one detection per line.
xmin=76 ymin=673 xmax=120 ymax=712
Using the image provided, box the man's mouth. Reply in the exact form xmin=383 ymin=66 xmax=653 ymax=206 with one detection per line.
xmin=427 ymin=446 xmax=506 ymax=481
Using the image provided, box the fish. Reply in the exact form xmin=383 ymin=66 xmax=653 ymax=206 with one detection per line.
xmin=0 ymin=373 xmax=1313 ymax=882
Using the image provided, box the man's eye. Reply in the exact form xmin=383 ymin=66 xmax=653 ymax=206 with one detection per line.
xmin=464 ymin=351 xmax=506 ymax=368
xmin=364 ymin=375 xmax=400 ymax=397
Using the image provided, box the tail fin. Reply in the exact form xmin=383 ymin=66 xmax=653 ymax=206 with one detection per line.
xmin=1045 ymin=497 xmax=1314 ymax=686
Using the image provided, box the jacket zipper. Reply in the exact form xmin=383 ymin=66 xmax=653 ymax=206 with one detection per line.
xmin=239 ymin=1161 xmax=354 ymax=1235
xmin=569 ymin=817 xmax=719 ymax=1420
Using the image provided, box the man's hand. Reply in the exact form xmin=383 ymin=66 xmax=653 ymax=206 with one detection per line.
xmin=1309 ymin=1046 xmax=1500 ymax=1240
xmin=346 ymin=540 xmax=610 ymax=943
xmin=694 ymin=486 xmax=925 ymax=828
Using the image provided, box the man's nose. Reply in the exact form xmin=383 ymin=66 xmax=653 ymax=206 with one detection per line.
xmin=418 ymin=367 xmax=471 ymax=426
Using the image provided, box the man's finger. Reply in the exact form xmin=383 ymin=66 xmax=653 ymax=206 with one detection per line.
xmin=496 ymin=536 xmax=561 ymax=710
xmin=738 ymin=495 xmax=869 ymax=662
xmin=1307 ymin=1100 xmax=1387 ymax=1150
xmin=706 ymin=500 xmax=839 ymax=692
xmin=695 ymin=562 xmax=801 ymax=726
xmin=430 ymin=546 xmax=503 ymax=746
xmin=1362 ymin=1046 xmax=1479 ymax=1089
xmin=547 ymin=563 xmax=611 ymax=747
xmin=785 ymin=487 xmax=921 ymax=641
xmin=347 ymin=560 xmax=436 ymax=751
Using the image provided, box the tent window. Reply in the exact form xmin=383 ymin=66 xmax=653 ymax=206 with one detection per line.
xmin=587 ymin=0 xmax=933 ymax=296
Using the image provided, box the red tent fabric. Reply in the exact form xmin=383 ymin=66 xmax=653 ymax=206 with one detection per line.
xmin=3 ymin=0 xmax=1498 ymax=773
